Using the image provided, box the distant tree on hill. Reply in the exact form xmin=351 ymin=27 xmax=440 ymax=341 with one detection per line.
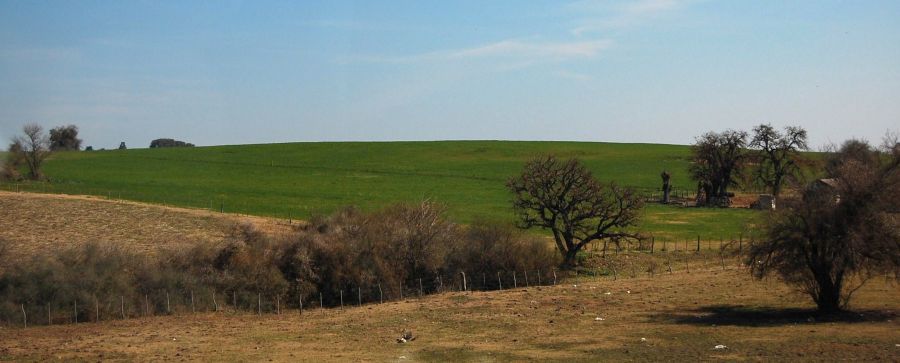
xmin=749 ymin=124 xmax=808 ymax=198
xmin=690 ymin=130 xmax=748 ymax=207
xmin=9 ymin=124 xmax=52 ymax=180
xmin=747 ymin=139 xmax=900 ymax=313
xmin=85 ymin=146 xmax=94 ymax=151
xmin=49 ymin=124 xmax=82 ymax=151
xmin=507 ymin=155 xmax=644 ymax=269
xmin=149 ymin=138 xmax=195 ymax=148
xmin=118 ymin=142 xmax=127 ymax=150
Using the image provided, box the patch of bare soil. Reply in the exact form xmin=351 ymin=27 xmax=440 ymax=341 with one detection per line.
xmin=0 ymin=191 xmax=295 ymax=263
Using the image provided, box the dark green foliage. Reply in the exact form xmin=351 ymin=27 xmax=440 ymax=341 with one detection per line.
xmin=690 ymin=130 xmax=747 ymax=207
xmin=49 ymin=125 xmax=82 ymax=151
xmin=149 ymin=138 xmax=194 ymax=148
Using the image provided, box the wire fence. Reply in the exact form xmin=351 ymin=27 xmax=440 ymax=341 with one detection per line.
xmin=1 ymin=243 xmax=752 ymax=330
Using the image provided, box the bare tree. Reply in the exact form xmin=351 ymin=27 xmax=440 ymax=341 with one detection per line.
xmin=12 ymin=124 xmax=51 ymax=180
xmin=49 ymin=124 xmax=82 ymax=151
xmin=749 ymin=124 xmax=808 ymax=198
xmin=689 ymin=130 xmax=748 ymax=207
xmin=507 ymin=155 xmax=643 ymax=269
xmin=747 ymin=140 xmax=900 ymax=313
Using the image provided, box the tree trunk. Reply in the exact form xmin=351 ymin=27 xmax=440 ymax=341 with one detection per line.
xmin=561 ymin=248 xmax=581 ymax=269
xmin=813 ymin=273 xmax=843 ymax=314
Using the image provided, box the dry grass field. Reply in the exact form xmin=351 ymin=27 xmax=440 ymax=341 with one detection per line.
xmin=0 ymin=191 xmax=294 ymax=264
xmin=0 ymin=268 xmax=897 ymax=362
xmin=1 ymin=191 xmax=898 ymax=362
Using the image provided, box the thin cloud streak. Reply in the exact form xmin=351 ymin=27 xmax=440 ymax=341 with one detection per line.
xmin=345 ymin=39 xmax=613 ymax=64
xmin=570 ymin=0 xmax=691 ymax=36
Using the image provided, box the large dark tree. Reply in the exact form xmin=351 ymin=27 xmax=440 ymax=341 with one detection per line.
xmin=49 ymin=124 xmax=82 ymax=151
xmin=507 ymin=155 xmax=643 ymax=269
xmin=749 ymin=124 xmax=808 ymax=198
xmin=747 ymin=140 xmax=900 ymax=313
xmin=689 ymin=130 xmax=748 ymax=207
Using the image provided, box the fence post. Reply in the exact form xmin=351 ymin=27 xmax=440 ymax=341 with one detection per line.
xmin=299 ymin=295 xmax=303 ymax=315
xmin=21 ymin=304 xmax=26 ymax=328
xmin=651 ymin=236 xmax=655 ymax=254
xmin=553 ymin=270 xmax=557 ymax=285
xmin=524 ymin=270 xmax=529 ymax=287
xmin=696 ymin=235 xmax=700 ymax=252
xmin=482 ymin=273 xmax=486 ymax=290
xmin=418 ymin=279 xmax=423 ymax=297
xmin=497 ymin=272 xmax=503 ymax=290
xmin=378 ymin=283 xmax=384 ymax=303
xmin=213 ymin=292 xmax=218 ymax=312
xmin=461 ymin=272 xmax=467 ymax=292
xmin=340 ymin=290 xmax=344 ymax=310
xmin=47 ymin=304 xmax=51 ymax=326
xmin=166 ymin=291 xmax=171 ymax=314
xmin=537 ymin=270 xmax=542 ymax=285
xmin=120 ymin=296 xmax=125 ymax=319
xmin=357 ymin=287 xmax=361 ymax=307
xmin=438 ymin=276 xmax=443 ymax=292
xmin=191 ymin=291 xmax=196 ymax=313
xmin=513 ymin=271 xmax=518 ymax=288
xmin=74 ymin=300 xmax=78 ymax=324
xmin=258 ymin=293 xmax=262 ymax=315
xmin=319 ymin=292 xmax=324 ymax=314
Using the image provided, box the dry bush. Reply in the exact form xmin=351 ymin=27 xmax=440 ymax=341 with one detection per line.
xmin=0 ymin=202 xmax=559 ymax=324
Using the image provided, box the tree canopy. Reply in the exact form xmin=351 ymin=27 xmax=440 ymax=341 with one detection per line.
xmin=747 ymin=139 xmax=900 ymax=313
xmin=689 ymin=130 xmax=747 ymax=207
xmin=507 ymin=155 xmax=643 ymax=268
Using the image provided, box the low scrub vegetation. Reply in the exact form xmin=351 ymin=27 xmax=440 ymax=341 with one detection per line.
xmin=0 ymin=202 xmax=558 ymax=325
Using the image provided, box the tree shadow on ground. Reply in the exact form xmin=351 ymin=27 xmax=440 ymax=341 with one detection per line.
xmin=648 ymin=305 xmax=896 ymax=327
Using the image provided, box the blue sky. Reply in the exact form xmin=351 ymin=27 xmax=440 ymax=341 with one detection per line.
xmin=1 ymin=0 xmax=898 ymax=148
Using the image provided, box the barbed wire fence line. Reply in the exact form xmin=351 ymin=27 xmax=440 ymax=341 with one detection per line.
xmin=1 ymin=237 xmax=755 ymax=330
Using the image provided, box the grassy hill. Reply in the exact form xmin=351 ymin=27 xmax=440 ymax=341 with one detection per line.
xmin=9 ymin=141 xmax=759 ymax=240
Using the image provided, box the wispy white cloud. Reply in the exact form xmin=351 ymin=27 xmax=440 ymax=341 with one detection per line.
xmin=1 ymin=46 xmax=82 ymax=62
xmin=555 ymin=69 xmax=593 ymax=81
xmin=570 ymin=0 xmax=692 ymax=36
xmin=346 ymin=39 xmax=613 ymax=64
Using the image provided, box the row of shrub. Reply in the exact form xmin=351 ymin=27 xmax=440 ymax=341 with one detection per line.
xmin=0 ymin=202 xmax=558 ymax=325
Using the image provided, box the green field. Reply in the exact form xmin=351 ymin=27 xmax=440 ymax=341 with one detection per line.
xmin=4 ymin=141 xmax=759 ymax=240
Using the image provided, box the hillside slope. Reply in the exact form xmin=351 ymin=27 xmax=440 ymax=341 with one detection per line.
xmin=11 ymin=141 xmax=757 ymax=240
xmin=0 ymin=191 xmax=292 ymax=263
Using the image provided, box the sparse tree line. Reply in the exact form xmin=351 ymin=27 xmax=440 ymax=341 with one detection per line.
xmin=2 ymin=122 xmax=193 ymax=181
xmin=0 ymin=202 xmax=558 ymax=326
xmin=689 ymin=124 xmax=809 ymax=207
